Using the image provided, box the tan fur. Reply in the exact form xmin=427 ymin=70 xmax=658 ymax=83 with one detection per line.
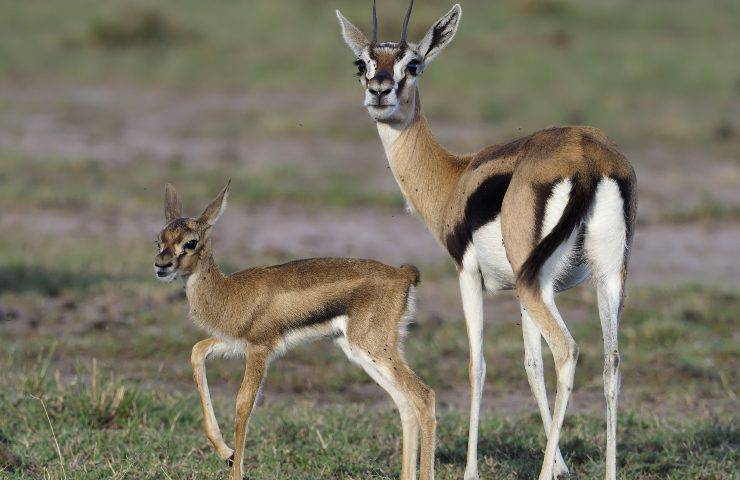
xmin=155 ymin=183 xmax=435 ymax=480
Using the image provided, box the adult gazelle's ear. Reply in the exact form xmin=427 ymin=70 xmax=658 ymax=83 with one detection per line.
xmin=336 ymin=10 xmax=370 ymax=57
xmin=417 ymin=4 xmax=462 ymax=64
xmin=198 ymin=180 xmax=230 ymax=227
xmin=164 ymin=183 xmax=182 ymax=223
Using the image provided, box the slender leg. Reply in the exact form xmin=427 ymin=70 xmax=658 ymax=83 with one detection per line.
xmin=521 ymin=308 xmax=570 ymax=477
xmin=231 ymin=346 xmax=269 ymax=480
xmin=337 ymin=338 xmax=420 ymax=480
xmin=519 ymin=286 xmax=578 ymax=480
xmin=390 ymin=363 xmax=436 ymax=480
xmin=191 ymin=338 xmax=233 ymax=461
xmin=597 ymin=276 xmax=623 ymax=480
xmin=459 ymin=268 xmax=485 ymax=480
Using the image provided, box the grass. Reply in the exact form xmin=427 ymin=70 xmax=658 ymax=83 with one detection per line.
xmin=0 ymin=151 xmax=403 ymax=214
xmin=0 ymin=0 xmax=738 ymax=149
xmin=0 ymin=360 xmax=736 ymax=479
xmin=0 ymin=0 xmax=737 ymax=477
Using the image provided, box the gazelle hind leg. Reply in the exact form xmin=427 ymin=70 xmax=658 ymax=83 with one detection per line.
xmin=521 ymin=309 xmax=570 ymax=478
xmin=336 ymin=337 xmax=420 ymax=480
xmin=519 ymin=284 xmax=578 ymax=480
xmin=596 ymin=275 xmax=623 ymax=480
xmin=585 ymin=176 xmax=631 ymax=480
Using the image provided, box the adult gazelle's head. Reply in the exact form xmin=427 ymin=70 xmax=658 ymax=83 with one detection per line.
xmin=336 ymin=1 xmax=461 ymax=125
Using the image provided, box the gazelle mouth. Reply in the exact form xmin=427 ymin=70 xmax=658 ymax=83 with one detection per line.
xmin=155 ymin=268 xmax=177 ymax=282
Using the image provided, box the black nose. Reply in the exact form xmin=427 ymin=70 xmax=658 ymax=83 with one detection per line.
xmin=155 ymin=261 xmax=173 ymax=269
xmin=369 ymin=87 xmax=393 ymax=97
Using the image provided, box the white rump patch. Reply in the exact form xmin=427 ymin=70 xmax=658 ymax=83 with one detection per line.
xmin=585 ymin=177 xmax=627 ymax=281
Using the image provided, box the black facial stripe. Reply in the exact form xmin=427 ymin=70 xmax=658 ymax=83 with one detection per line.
xmin=445 ymin=174 xmax=513 ymax=265
xmin=397 ymin=76 xmax=407 ymax=92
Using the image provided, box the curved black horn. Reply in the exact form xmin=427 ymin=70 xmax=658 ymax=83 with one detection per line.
xmin=372 ymin=0 xmax=378 ymax=43
xmin=400 ymin=0 xmax=414 ymax=43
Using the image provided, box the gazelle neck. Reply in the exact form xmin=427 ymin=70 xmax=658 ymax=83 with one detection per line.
xmin=376 ymin=90 xmax=464 ymax=238
xmin=184 ymin=243 xmax=228 ymax=327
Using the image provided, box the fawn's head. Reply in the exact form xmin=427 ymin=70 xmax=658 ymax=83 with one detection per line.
xmin=336 ymin=1 xmax=461 ymax=125
xmin=154 ymin=181 xmax=230 ymax=282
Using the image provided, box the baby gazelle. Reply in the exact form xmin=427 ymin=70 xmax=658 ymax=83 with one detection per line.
xmin=153 ymin=181 xmax=436 ymax=480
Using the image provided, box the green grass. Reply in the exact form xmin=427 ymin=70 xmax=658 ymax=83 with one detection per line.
xmin=0 ymin=0 xmax=738 ymax=148
xmin=0 ymin=361 xmax=736 ymax=479
xmin=0 ymin=151 xmax=403 ymax=214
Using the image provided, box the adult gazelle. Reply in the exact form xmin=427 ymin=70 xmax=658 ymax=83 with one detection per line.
xmin=336 ymin=2 xmax=636 ymax=479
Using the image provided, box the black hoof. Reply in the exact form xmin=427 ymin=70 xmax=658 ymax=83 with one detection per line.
xmin=225 ymin=453 xmax=234 ymax=466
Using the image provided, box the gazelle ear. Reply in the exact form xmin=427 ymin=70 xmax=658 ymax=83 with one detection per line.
xmin=417 ymin=4 xmax=462 ymax=64
xmin=164 ymin=183 xmax=182 ymax=223
xmin=198 ymin=180 xmax=230 ymax=227
xmin=336 ymin=10 xmax=370 ymax=57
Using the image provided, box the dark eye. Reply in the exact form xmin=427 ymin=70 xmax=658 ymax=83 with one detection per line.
xmin=406 ymin=59 xmax=421 ymax=76
xmin=354 ymin=59 xmax=366 ymax=76
xmin=184 ymin=239 xmax=198 ymax=250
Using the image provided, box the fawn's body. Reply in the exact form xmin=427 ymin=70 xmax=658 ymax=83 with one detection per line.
xmin=155 ymin=183 xmax=435 ymax=480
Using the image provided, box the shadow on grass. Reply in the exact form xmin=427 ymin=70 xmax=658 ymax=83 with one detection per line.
xmin=0 ymin=264 xmax=114 ymax=296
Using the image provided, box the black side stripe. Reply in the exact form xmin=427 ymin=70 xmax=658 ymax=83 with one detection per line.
xmin=445 ymin=174 xmax=512 ymax=265
xmin=518 ymin=173 xmax=599 ymax=288
xmin=280 ymin=299 xmax=347 ymax=335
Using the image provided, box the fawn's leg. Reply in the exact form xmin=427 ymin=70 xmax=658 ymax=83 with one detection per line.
xmin=191 ymin=338 xmax=234 ymax=461
xmin=388 ymin=361 xmax=436 ymax=480
xmin=336 ymin=337 xmax=420 ymax=480
xmin=231 ymin=345 xmax=269 ymax=480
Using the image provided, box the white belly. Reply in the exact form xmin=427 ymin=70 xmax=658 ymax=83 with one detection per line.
xmin=472 ymin=218 xmax=516 ymax=291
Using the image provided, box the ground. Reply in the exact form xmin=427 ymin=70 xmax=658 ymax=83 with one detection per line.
xmin=0 ymin=0 xmax=738 ymax=478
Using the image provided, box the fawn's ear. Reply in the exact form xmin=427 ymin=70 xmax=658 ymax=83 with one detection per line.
xmin=417 ymin=4 xmax=462 ymax=64
xmin=336 ymin=10 xmax=370 ymax=57
xmin=198 ymin=180 xmax=230 ymax=227
xmin=164 ymin=183 xmax=182 ymax=223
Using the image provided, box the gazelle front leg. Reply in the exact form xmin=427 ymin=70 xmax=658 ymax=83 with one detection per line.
xmin=231 ymin=345 xmax=270 ymax=480
xmin=191 ymin=338 xmax=234 ymax=462
xmin=521 ymin=308 xmax=570 ymax=478
xmin=459 ymin=264 xmax=485 ymax=480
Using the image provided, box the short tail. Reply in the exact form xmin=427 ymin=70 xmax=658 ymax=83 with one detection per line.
xmin=400 ymin=264 xmax=421 ymax=286
xmin=518 ymin=173 xmax=598 ymax=288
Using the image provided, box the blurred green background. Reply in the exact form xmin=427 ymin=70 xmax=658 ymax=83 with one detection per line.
xmin=0 ymin=0 xmax=737 ymax=478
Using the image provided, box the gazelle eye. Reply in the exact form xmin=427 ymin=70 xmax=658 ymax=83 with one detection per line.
xmin=354 ymin=59 xmax=367 ymax=76
xmin=184 ymin=239 xmax=198 ymax=250
xmin=406 ymin=59 xmax=421 ymax=76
